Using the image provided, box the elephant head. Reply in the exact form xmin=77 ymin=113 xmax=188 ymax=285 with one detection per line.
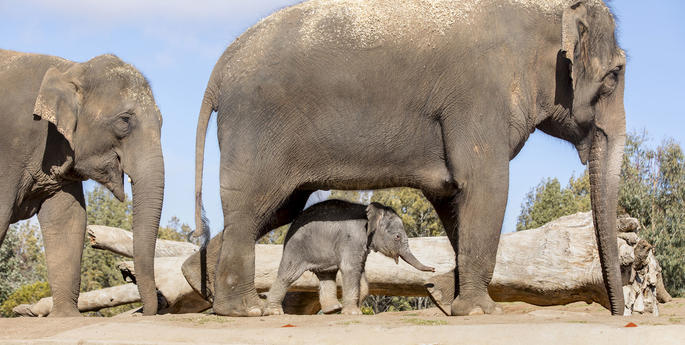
xmin=537 ymin=1 xmax=626 ymax=314
xmin=366 ymin=203 xmax=435 ymax=272
xmin=32 ymin=55 xmax=164 ymax=315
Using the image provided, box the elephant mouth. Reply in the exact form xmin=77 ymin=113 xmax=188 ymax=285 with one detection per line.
xmin=104 ymin=172 xmax=126 ymax=202
xmin=95 ymin=151 xmax=126 ymax=202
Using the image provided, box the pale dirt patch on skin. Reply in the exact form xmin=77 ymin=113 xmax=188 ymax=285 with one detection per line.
xmin=0 ymin=50 xmax=66 ymax=71
xmin=263 ymin=0 xmax=611 ymax=49
xmin=222 ymin=0 xmax=611 ymax=81
xmin=100 ymin=59 xmax=161 ymax=123
xmin=1 ymin=299 xmax=684 ymax=344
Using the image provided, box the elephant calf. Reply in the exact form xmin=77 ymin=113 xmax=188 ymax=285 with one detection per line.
xmin=265 ymin=200 xmax=434 ymax=315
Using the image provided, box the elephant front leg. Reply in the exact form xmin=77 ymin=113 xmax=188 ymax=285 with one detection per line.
xmin=37 ymin=183 xmax=86 ymax=317
xmin=339 ymin=262 xmax=363 ymax=315
xmin=449 ymin=161 xmax=508 ymax=316
xmin=315 ymin=271 xmax=342 ymax=314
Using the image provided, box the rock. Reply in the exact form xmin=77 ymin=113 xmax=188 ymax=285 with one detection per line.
xmin=616 ymin=217 xmax=640 ymax=233
xmin=617 ymin=232 xmax=639 ymax=245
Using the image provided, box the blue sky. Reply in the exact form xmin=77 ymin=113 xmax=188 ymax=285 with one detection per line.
xmin=1 ymin=0 xmax=683 ymax=234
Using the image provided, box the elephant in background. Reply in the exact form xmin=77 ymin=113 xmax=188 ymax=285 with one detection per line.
xmin=192 ymin=0 xmax=626 ymax=316
xmin=0 ymin=50 xmax=164 ymax=316
xmin=265 ymin=200 xmax=434 ymax=316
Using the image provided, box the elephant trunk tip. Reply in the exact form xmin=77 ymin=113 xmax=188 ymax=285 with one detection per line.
xmin=399 ymin=250 xmax=435 ymax=272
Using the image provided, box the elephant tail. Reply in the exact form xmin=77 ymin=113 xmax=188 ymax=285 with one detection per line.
xmin=193 ymin=68 xmax=220 ymax=246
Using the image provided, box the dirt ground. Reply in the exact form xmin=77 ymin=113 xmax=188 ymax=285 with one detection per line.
xmin=2 ymin=299 xmax=685 ymax=345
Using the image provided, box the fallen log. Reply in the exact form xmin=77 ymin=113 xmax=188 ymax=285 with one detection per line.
xmin=87 ymin=225 xmax=198 ymax=258
xmin=18 ymin=212 xmax=668 ymax=316
xmin=426 ymin=213 xmax=667 ymax=316
xmin=13 ymin=283 xmax=140 ymax=317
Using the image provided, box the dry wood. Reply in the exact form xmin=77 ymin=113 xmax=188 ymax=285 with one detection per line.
xmin=87 ymin=225 xmax=198 ymax=258
xmin=13 ymin=283 xmax=140 ymax=317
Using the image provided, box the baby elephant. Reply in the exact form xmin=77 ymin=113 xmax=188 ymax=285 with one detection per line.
xmin=266 ymin=199 xmax=435 ymax=315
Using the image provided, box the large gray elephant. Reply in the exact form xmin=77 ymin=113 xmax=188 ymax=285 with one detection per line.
xmin=192 ymin=0 xmax=626 ymax=316
xmin=265 ymin=200 xmax=434 ymax=316
xmin=0 ymin=50 xmax=164 ymax=316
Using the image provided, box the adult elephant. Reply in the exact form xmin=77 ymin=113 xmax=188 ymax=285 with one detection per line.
xmin=0 ymin=50 xmax=164 ymax=316
xmin=193 ymin=0 xmax=626 ymax=316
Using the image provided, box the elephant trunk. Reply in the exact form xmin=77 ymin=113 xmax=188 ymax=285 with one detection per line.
xmin=588 ymin=111 xmax=626 ymax=315
xmin=127 ymin=149 xmax=165 ymax=315
xmin=399 ymin=246 xmax=435 ymax=272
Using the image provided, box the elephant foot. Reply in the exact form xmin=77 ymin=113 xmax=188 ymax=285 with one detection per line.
xmin=264 ymin=305 xmax=284 ymax=316
xmin=213 ymin=293 xmax=265 ymax=317
xmin=450 ymin=294 xmax=501 ymax=316
xmin=321 ymin=303 xmax=343 ymax=314
xmin=49 ymin=306 xmax=82 ymax=318
xmin=341 ymin=306 xmax=362 ymax=315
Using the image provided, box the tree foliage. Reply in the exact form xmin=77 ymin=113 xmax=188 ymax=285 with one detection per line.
xmin=0 ymin=221 xmax=47 ymax=310
xmin=619 ymin=133 xmax=685 ymax=296
xmin=516 ymin=172 xmax=590 ymax=231
xmin=158 ymin=216 xmax=203 ymax=246
xmin=0 ymin=282 xmax=51 ymax=317
xmin=517 ymin=132 xmax=685 ymax=296
xmin=329 ymin=188 xmax=445 ymax=237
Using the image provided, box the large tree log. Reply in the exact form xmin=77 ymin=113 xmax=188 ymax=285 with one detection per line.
xmin=87 ymin=225 xmax=198 ymax=258
xmin=19 ymin=212 xmax=661 ymax=317
xmin=13 ymin=284 xmax=140 ymax=317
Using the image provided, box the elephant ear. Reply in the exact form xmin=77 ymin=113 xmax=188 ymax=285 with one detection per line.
xmin=33 ymin=65 xmax=83 ymax=149
xmin=366 ymin=202 xmax=385 ymax=236
xmin=561 ymin=1 xmax=589 ymax=91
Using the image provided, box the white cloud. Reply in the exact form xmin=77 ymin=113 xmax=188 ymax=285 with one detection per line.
xmin=10 ymin=0 xmax=302 ymax=24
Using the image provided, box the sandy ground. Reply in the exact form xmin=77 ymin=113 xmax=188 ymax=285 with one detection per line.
xmin=1 ymin=299 xmax=685 ymax=345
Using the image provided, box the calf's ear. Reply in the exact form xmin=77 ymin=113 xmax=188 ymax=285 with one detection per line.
xmin=366 ymin=203 xmax=385 ymax=236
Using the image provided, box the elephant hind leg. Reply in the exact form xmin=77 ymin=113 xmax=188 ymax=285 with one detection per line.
xmin=359 ymin=272 xmax=369 ymax=308
xmin=37 ymin=183 xmax=86 ymax=317
xmin=316 ymin=271 xmax=342 ymax=314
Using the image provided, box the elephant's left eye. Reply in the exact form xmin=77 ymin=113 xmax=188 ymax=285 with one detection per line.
xmin=600 ymin=70 xmax=619 ymax=95
xmin=394 ymin=234 xmax=401 ymax=241
xmin=114 ymin=113 xmax=133 ymax=137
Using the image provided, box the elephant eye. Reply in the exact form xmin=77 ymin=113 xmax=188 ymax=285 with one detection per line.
xmin=600 ymin=68 xmax=620 ymax=95
xmin=114 ymin=112 xmax=133 ymax=138
xmin=394 ymin=234 xmax=401 ymax=241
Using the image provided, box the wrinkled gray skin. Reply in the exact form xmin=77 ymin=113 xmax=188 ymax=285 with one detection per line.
xmin=265 ymin=200 xmax=434 ymax=315
xmin=0 ymin=50 xmax=164 ymax=316
xmin=194 ymin=0 xmax=626 ymax=316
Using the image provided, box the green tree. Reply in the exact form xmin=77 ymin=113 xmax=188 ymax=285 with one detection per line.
xmin=619 ymin=134 xmax=685 ymax=296
xmin=0 ymin=226 xmax=24 ymax=305
xmin=0 ymin=220 xmax=48 ymax=311
xmin=0 ymin=282 xmax=51 ymax=317
xmin=371 ymin=188 xmax=445 ymax=237
xmin=158 ymin=216 xmax=203 ymax=246
xmin=516 ymin=172 xmax=590 ymax=231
